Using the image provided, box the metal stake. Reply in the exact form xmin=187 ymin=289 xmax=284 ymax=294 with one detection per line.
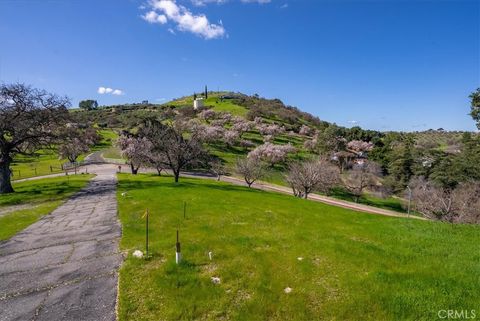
xmin=176 ymin=230 xmax=182 ymax=264
xmin=146 ymin=209 xmax=149 ymax=258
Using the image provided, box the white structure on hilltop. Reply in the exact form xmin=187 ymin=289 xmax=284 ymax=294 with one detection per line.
xmin=193 ymin=98 xmax=204 ymax=110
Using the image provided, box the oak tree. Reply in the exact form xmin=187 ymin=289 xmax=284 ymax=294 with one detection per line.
xmin=0 ymin=84 xmax=69 ymax=193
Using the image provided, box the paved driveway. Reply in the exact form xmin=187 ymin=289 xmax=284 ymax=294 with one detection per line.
xmin=0 ymin=165 xmax=122 ymax=321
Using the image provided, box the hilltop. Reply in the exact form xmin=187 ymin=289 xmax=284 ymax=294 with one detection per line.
xmin=70 ymin=91 xmax=479 ymax=204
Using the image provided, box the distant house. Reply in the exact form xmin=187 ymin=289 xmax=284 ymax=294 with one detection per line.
xmin=193 ymin=98 xmax=204 ymax=110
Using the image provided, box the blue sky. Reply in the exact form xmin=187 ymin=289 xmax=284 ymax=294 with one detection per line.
xmin=0 ymin=0 xmax=478 ymax=132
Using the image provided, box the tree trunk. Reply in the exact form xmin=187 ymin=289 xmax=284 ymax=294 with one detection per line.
xmin=130 ymin=163 xmax=138 ymax=175
xmin=0 ymin=155 xmax=14 ymax=194
xmin=174 ymin=170 xmax=180 ymax=183
xmin=156 ymin=167 xmax=163 ymax=176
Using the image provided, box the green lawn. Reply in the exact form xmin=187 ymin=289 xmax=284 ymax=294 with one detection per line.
xmin=92 ymin=129 xmax=119 ymax=153
xmin=9 ymin=129 xmax=118 ymax=179
xmin=10 ymin=150 xmax=66 ymax=179
xmin=0 ymin=174 xmax=93 ymax=240
xmin=205 ymin=97 xmax=248 ymax=117
xmin=117 ymin=174 xmax=480 ymax=321
xmin=102 ymin=146 xmax=123 ymax=159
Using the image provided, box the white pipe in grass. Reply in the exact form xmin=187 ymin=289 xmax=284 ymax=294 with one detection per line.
xmin=176 ymin=230 xmax=181 ymax=264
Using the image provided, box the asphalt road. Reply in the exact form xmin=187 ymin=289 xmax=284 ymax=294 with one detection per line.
xmin=0 ymin=165 xmax=122 ymax=321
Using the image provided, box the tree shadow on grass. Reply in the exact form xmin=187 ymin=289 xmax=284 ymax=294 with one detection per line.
xmin=1 ymin=181 xmax=88 ymax=206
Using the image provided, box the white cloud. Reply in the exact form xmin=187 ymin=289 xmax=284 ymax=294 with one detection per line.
xmin=142 ymin=10 xmax=168 ymax=24
xmin=347 ymin=120 xmax=359 ymax=125
xmin=145 ymin=0 xmax=225 ymax=39
xmin=191 ymin=0 xmax=227 ymax=6
xmin=280 ymin=3 xmax=288 ymax=9
xmin=98 ymin=86 xmax=124 ymax=96
xmin=98 ymin=87 xmax=107 ymax=94
xmin=142 ymin=0 xmax=272 ymax=39
xmin=241 ymin=0 xmax=271 ymax=3
xmin=153 ymin=0 xmax=180 ymax=17
xmin=191 ymin=0 xmax=269 ymax=5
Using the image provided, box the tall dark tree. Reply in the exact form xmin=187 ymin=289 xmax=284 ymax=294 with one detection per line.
xmin=316 ymin=124 xmax=346 ymax=155
xmin=387 ymin=134 xmax=415 ymax=191
xmin=79 ymin=99 xmax=98 ymax=111
xmin=204 ymin=85 xmax=208 ymax=99
xmin=0 ymin=84 xmax=69 ymax=193
xmin=429 ymin=132 xmax=480 ymax=189
xmin=469 ymin=88 xmax=480 ymax=129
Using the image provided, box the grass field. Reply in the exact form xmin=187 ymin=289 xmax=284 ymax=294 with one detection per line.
xmin=117 ymin=174 xmax=479 ymax=321
xmin=102 ymin=146 xmax=123 ymax=159
xmin=10 ymin=151 xmax=66 ymax=180
xmin=0 ymin=174 xmax=93 ymax=241
xmin=9 ymin=129 xmax=117 ymax=180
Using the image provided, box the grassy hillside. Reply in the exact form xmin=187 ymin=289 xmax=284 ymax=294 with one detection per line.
xmin=68 ymin=93 xmax=474 ymax=216
xmin=168 ymin=93 xmax=248 ymax=117
xmin=117 ymin=174 xmax=479 ymax=321
xmin=70 ymin=94 xmax=405 ymax=212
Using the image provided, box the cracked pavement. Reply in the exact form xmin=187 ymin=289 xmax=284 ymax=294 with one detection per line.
xmin=0 ymin=165 xmax=122 ymax=321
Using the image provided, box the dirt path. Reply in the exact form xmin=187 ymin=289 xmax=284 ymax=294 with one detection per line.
xmin=84 ymin=151 xmax=105 ymax=163
xmin=0 ymin=165 xmax=122 ymax=321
